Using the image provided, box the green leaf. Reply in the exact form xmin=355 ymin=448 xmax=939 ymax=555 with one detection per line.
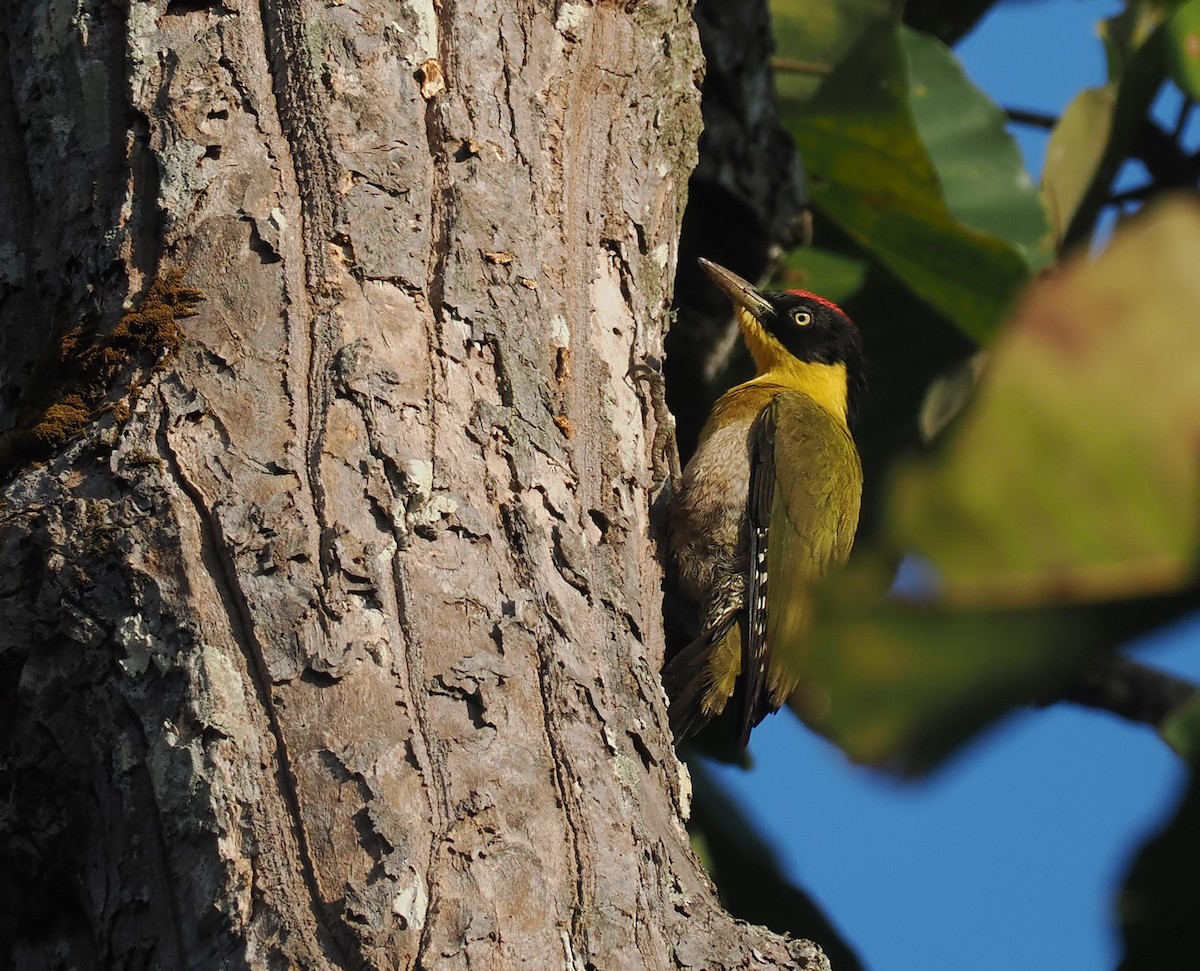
xmin=791 ymin=555 xmax=1095 ymax=770
xmin=772 ymin=0 xmax=896 ymax=105
xmin=775 ymin=15 xmax=1034 ymax=342
xmin=901 ymin=26 xmax=1051 ymax=267
xmin=773 ymin=243 xmax=869 ymax=306
xmin=1041 ymin=85 xmax=1118 ymax=247
xmin=792 ymin=559 xmax=1196 ymax=772
xmin=1162 ymin=694 xmax=1200 ymax=760
xmin=1164 ymin=0 xmax=1200 ymax=100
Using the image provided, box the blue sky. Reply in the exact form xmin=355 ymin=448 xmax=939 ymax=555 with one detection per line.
xmin=707 ymin=3 xmax=1200 ymax=970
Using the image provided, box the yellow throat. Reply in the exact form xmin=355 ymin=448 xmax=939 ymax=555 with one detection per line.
xmin=736 ymin=306 xmax=850 ymax=425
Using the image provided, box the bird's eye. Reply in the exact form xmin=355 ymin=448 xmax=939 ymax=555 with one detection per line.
xmin=790 ymin=308 xmax=813 ymax=327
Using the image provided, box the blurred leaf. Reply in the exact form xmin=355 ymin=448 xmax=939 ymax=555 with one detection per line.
xmin=791 ymin=554 xmax=1094 ymax=770
xmin=1104 ymin=0 xmax=1173 ymax=78
xmin=774 ymin=243 xmax=869 ymax=306
xmin=917 ymin=351 xmax=987 ymax=443
xmin=776 ymin=15 xmax=1034 ymax=341
xmin=902 ymin=26 xmax=1051 ymax=267
xmin=686 ymin=758 xmax=866 ymax=971
xmin=786 ymin=199 xmax=1200 ymax=772
xmin=772 ymin=0 xmax=896 ymax=104
xmin=1119 ymin=764 xmax=1200 ymax=970
xmin=794 ymin=563 xmax=1197 ymax=774
xmin=1042 ymin=85 xmax=1118 ymax=246
xmin=891 ymin=197 xmax=1200 ymax=607
xmin=902 ymin=0 xmax=999 ymax=46
xmin=1043 ymin=3 xmax=1168 ymax=250
xmin=1162 ymin=693 xmax=1200 ymax=760
xmin=1164 ymin=0 xmax=1200 ymax=100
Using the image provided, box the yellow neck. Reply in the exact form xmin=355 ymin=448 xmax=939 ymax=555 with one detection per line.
xmin=728 ymin=306 xmax=851 ymax=427
xmin=746 ymin=362 xmax=849 ymax=426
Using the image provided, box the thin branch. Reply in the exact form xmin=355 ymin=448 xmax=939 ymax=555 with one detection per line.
xmin=1172 ymin=97 xmax=1194 ymax=141
xmin=770 ymin=57 xmax=832 ymax=76
xmin=1108 ymin=182 xmax=1158 ymax=207
xmin=1058 ymin=656 xmax=1199 ymax=728
xmin=1005 ymin=107 xmax=1059 ymax=129
xmin=1131 ymin=118 xmax=1196 ymax=186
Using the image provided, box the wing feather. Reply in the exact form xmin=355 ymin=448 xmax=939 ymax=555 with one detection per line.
xmin=736 ymin=406 xmax=776 ymax=743
xmin=741 ymin=392 xmax=862 ymax=730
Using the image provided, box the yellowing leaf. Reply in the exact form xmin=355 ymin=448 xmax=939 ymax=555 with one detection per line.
xmin=892 ymin=196 xmax=1200 ymax=607
xmin=1041 ymin=85 xmax=1117 ymax=248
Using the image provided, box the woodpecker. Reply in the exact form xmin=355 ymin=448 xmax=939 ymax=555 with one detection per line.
xmin=664 ymin=258 xmax=865 ymax=745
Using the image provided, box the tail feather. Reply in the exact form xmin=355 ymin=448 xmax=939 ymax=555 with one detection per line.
xmin=663 ymin=619 xmax=744 ymax=741
xmin=663 ymin=633 xmax=716 ymax=739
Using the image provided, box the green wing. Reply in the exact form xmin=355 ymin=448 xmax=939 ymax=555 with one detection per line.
xmin=740 ymin=392 xmax=862 ymax=738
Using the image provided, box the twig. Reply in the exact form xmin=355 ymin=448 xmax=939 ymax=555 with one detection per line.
xmin=1058 ymin=655 xmax=1199 ymax=728
xmin=1108 ymin=182 xmax=1157 ymax=207
xmin=1005 ymin=107 xmax=1059 ymax=129
xmin=1172 ymin=98 xmax=1194 ymax=140
xmin=770 ymin=58 xmax=832 ymax=76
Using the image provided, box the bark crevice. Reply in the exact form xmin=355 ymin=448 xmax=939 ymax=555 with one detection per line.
xmin=156 ymin=388 xmax=354 ymax=968
xmin=0 ymin=2 xmax=831 ymax=968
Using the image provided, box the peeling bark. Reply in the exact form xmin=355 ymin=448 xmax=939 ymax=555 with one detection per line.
xmin=0 ymin=1 xmax=829 ymax=968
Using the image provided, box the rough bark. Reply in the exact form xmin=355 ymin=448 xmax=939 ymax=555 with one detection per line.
xmin=1 ymin=1 xmax=828 ymax=970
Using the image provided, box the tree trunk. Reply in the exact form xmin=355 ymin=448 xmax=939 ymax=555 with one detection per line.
xmin=0 ymin=1 xmax=828 ymax=969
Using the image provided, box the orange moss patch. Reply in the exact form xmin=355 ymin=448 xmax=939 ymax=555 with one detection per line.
xmin=110 ymin=268 xmax=201 ymax=358
xmin=0 ymin=268 xmax=204 ymax=475
xmin=29 ymin=395 xmax=92 ymax=446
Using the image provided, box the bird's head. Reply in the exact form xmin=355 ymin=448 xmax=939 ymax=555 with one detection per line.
xmin=699 ymin=258 xmax=866 ymax=426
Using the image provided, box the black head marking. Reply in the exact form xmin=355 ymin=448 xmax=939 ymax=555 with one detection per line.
xmin=761 ymin=290 xmax=866 ymax=426
xmin=694 ymin=260 xmax=867 ymax=426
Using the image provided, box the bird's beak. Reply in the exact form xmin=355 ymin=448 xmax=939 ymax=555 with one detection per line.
xmin=698 ymin=258 xmax=774 ymax=321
